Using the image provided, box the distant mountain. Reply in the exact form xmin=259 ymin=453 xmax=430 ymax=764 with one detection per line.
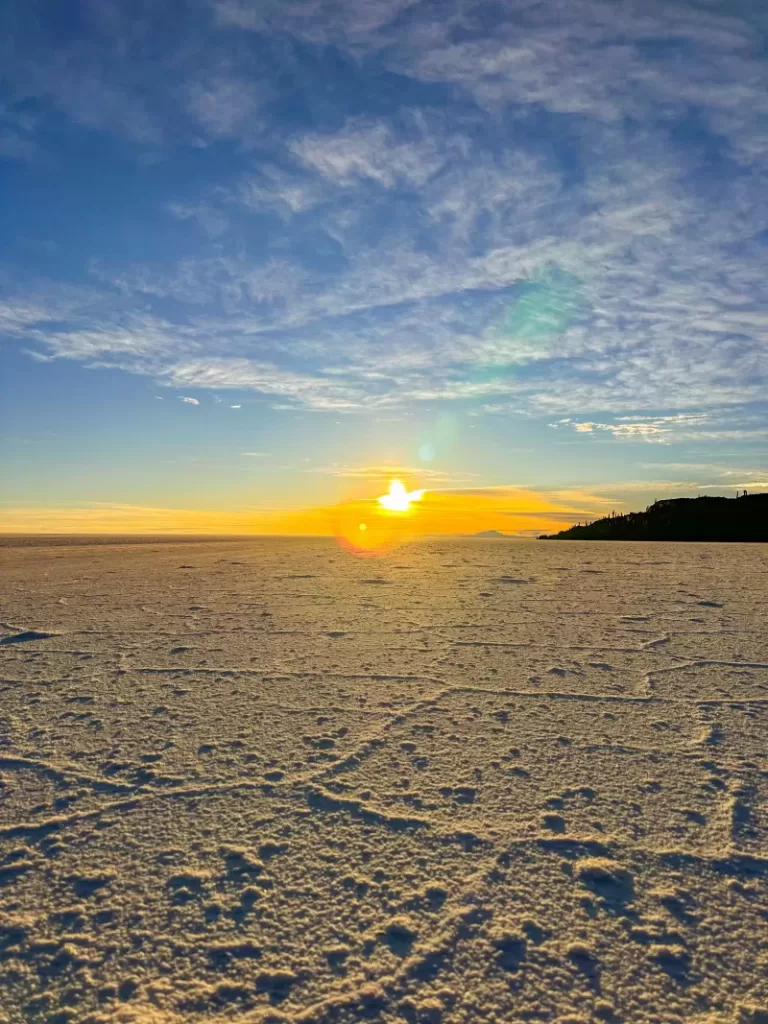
xmin=539 ymin=494 xmax=768 ymax=542
xmin=473 ymin=530 xmax=511 ymax=538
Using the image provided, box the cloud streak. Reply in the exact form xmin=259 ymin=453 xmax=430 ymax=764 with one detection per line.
xmin=307 ymin=464 xmax=476 ymax=484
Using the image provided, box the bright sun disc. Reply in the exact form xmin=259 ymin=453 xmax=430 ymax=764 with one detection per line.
xmin=333 ymin=479 xmax=426 ymax=557
xmin=377 ymin=479 xmax=425 ymax=512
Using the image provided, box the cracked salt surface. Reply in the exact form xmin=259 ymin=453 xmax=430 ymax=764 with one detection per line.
xmin=0 ymin=537 xmax=766 ymax=1023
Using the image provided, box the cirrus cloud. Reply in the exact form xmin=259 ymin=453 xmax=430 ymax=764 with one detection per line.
xmin=1 ymin=0 xmax=767 ymax=462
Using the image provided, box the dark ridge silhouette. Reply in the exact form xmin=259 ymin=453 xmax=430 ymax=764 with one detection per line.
xmin=539 ymin=493 xmax=768 ymax=542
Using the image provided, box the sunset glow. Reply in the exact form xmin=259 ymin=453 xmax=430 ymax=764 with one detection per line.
xmin=0 ymin=485 xmax=622 ymax=539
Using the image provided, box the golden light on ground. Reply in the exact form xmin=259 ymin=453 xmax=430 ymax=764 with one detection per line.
xmin=377 ymin=480 xmax=426 ymax=512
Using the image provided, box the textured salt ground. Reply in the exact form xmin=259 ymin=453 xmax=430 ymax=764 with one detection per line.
xmin=1 ymin=539 xmax=767 ymax=1024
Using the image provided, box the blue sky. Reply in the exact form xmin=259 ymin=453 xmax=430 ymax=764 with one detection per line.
xmin=2 ymin=0 xmax=768 ymax=531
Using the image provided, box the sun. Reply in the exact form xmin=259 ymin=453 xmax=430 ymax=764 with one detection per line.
xmin=377 ymin=479 xmax=425 ymax=512
xmin=332 ymin=479 xmax=425 ymax=557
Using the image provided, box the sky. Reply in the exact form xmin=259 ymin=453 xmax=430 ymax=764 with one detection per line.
xmin=1 ymin=0 xmax=768 ymax=536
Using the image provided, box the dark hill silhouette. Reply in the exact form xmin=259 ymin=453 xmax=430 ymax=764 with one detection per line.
xmin=539 ymin=493 xmax=768 ymax=542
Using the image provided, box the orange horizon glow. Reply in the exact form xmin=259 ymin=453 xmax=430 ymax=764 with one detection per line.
xmin=0 ymin=483 xmax=616 ymax=541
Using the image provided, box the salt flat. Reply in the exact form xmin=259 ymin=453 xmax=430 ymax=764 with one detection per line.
xmin=1 ymin=538 xmax=767 ymax=1024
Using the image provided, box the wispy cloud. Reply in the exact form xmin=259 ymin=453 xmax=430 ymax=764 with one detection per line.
xmin=641 ymin=463 xmax=768 ymax=483
xmin=307 ymin=464 xmax=476 ymax=484
xmin=2 ymin=0 xmax=768 ymax=452
xmin=167 ymin=202 xmax=230 ymax=239
xmin=290 ymin=116 xmax=447 ymax=190
xmin=554 ymin=413 xmax=711 ymax=444
xmin=185 ymin=76 xmax=267 ymax=139
xmin=180 ymin=396 xmax=199 ymax=405
xmin=164 ymin=359 xmax=367 ymax=411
